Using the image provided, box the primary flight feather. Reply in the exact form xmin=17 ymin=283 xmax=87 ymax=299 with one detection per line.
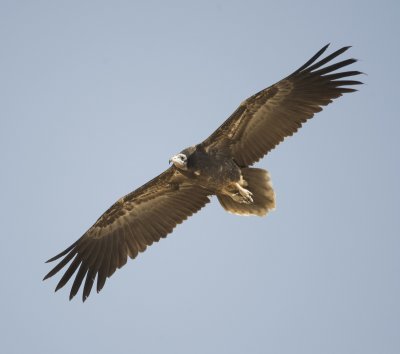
xmin=44 ymin=44 xmax=362 ymax=301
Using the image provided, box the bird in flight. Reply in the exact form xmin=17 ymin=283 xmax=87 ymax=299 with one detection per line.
xmin=44 ymin=44 xmax=362 ymax=301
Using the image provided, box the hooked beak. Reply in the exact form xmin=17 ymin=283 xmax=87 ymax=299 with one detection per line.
xmin=169 ymin=154 xmax=178 ymax=165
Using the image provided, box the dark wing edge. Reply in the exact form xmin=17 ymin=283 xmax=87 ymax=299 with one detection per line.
xmin=201 ymin=44 xmax=363 ymax=166
xmin=43 ymin=167 xmax=211 ymax=302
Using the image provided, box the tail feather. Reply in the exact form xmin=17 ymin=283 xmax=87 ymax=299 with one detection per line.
xmin=217 ymin=168 xmax=275 ymax=216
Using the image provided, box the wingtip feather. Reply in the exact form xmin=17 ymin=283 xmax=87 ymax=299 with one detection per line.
xmin=46 ymin=255 xmax=60 ymax=263
xmin=322 ymin=43 xmax=330 ymax=51
xmin=55 ymin=284 xmax=62 ymax=292
xmin=45 ymin=241 xmax=79 ymax=263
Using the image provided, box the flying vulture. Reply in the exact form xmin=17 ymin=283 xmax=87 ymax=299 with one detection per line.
xmin=44 ymin=44 xmax=362 ymax=301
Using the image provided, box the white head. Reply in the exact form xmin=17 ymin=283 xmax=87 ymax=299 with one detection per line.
xmin=169 ymin=153 xmax=188 ymax=170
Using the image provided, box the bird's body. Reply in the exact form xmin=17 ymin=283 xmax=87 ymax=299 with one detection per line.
xmin=181 ymin=146 xmax=241 ymax=190
xmin=44 ymin=44 xmax=362 ymax=301
xmin=176 ymin=145 xmax=272 ymax=208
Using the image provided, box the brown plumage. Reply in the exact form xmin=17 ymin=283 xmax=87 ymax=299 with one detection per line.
xmin=44 ymin=168 xmax=211 ymax=300
xmin=44 ymin=44 xmax=362 ymax=301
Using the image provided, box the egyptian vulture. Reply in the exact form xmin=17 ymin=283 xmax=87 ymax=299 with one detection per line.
xmin=44 ymin=44 xmax=362 ymax=301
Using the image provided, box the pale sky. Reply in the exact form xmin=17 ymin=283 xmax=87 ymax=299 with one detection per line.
xmin=1 ymin=1 xmax=399 ymax=354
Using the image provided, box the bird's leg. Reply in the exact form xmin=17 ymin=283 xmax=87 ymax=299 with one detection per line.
xmin=222 ymin=177 xmax=253 ymax=204
xmin=233 ymin=182 xmax=253 ymax=204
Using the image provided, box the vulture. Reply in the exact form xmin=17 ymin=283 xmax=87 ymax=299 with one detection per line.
xmin=44 ymin=44 xmax=362 ymax=301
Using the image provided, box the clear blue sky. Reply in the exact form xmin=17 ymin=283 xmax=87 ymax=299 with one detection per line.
xmin=1 ymin=1 xmax=399 ymax=353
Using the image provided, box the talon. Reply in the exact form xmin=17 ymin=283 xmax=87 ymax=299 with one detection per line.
xmin=231 ymin=191 xmax=253 ymax=204
xmin=243 ymin=193 xmax=253 ymax=204
xmin=231 ymin=193 xmax=243 ymax=203
xmin=234 ymin=183 xmax=253 ymax=202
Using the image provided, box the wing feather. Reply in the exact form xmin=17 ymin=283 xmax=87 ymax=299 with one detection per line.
xmin=202 ymin=45 xmax=362 ymax=166
xmin=97 ymin=235 xmax=112 ymax=293
xmin=44 ymin=167 xmax=210 ymax=301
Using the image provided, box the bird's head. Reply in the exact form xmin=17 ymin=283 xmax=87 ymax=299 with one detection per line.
xmin=169 ymin=153 xmax=188 ymax=170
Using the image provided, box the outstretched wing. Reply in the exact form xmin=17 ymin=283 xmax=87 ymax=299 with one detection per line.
xmin=202 ymin=45 xmax=363 ymax=167
xmin=43 ymin=167 xmax=210 ymax=301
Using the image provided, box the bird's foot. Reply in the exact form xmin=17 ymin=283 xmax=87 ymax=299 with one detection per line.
xmin=232 ymin=184 xmax=253 ymax=204
xmin=231 ymin=193 xmax=252 ymax=204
